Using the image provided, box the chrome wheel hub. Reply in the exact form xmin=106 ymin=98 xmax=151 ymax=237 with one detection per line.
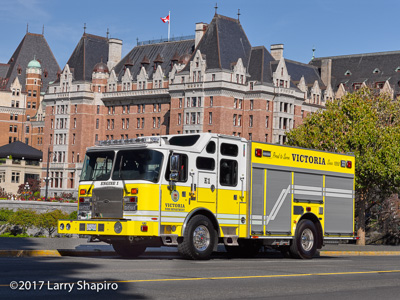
xmin=301 ymin=228 xmax=314 ymax=251
xmin=193 ymin=225 xmax=210 ymax=252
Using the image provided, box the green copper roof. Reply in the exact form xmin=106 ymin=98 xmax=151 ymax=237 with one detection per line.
xmin=27 ymin=58 xmax=41 ymax=69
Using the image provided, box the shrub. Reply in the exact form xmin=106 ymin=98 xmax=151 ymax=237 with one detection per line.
xmin=36 ymin=210 xmax=69 ymax=237
xmin=68 ymin=211 xmax=78 ymax=220
xmin=0 ymin=208 xmax=14 ymax=222
xmin=8 ymin=209 xmax=37 ymax=234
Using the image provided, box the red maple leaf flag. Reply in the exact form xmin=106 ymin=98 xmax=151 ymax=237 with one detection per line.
xmin=161 ymin=14 xmax=170 ymax=23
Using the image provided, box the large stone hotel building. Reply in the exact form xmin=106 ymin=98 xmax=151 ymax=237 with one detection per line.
xmin=3 ymin=13 xmax=397 ymax=197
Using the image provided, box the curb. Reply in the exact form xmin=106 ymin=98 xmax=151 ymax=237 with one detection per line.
xmin=0 ymin=250 xmax=61 ymax=257
xmin=1 ymin=249 xmax=400 ymax=258
xmin=320 ymin=251 xmax=400 ymax=256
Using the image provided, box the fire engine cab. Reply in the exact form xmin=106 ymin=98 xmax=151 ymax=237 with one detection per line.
xmin=58 ymin=133 xmax=356 ymax=259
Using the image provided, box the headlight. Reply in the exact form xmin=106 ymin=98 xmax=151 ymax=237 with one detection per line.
xmin=66 ymin=223 xmax=71 ymax=230
xmin=60 ymin=223 xmax=65 ymax=230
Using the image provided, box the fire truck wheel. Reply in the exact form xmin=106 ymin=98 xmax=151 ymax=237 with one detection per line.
xmin=112 ymin=242 xmax=146 ymax=258
xmin=290 ymin=219 xmax=317 ymax=259
xmin=225 ymin=240 xmax=260 ymax=258
xmin=178 ymin=215 xmax=216 ymax=260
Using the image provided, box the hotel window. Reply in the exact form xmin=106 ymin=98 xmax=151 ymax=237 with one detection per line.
xmin=137 ymin=118 xmax=140 ymax=128
xmin=73 ymin=134 xmax=76 ymax=145
xmin=233 ymin=114 xmax=237 ymax=126
xmin=210 ymin=96 xmax=213 ymax=107
xmin=27 ymin=102 xmax=31 ymax=109
xmin=191 ymin=113 xmax=196 ymax=124
xmin=28 ymin=90 xmax=32 ymax=97
xmin=32 ymin=102 xmax=36 ymax=109
xmin=179 ymin=98 xmax=183 ymax=108
xmin=153 ymin=117 xmax=156 ymax=128
xmin=126 ymin=118 xmax=129 ymax=129
xmin=197 ymin=113 xmax=200 ymax=124
xmin=249 ymin=115 xmax=253 ymax=127
xmin=234 ymin=98 xmax=237 ymax=108
xmin=11 ymin=172 xmax=20 ymax=183
xmin=157 ymin=117 xmax=161 ymax=128
xmin=33 ymin=90 xmax=37 ymax=97
xmin=266 ymin=116 xmax=269 ymax=128
xmin=250 ymin=100 xmax=254 ymax=110
xmin=238 ymin=115 xmax=242 ymax=126
xmin=96 ymin=119 xmax=99 ymax=129
xmin=154 ymin=104 xmax=157 ymax=112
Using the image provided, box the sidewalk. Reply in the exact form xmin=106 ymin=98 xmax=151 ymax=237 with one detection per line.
xmin=0 ymin=237 xmax=399 ymax=258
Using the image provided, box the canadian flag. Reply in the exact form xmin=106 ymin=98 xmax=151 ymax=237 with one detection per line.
xmin=161 ymin=14 xmax=170 ymax=23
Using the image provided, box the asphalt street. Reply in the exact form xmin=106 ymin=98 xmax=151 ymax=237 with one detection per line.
xmin=0 ymin=254 xmax=399 ymax=299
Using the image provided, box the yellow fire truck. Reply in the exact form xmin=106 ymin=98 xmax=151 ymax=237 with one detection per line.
xmin=58 ymin=133 xmax=356 ymax=259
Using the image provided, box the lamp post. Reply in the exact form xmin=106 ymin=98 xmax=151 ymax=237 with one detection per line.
xmin=45 ymin=147 xmax=52 ymax=201
xmin=24 ymin=182 xmax=29 ymax=201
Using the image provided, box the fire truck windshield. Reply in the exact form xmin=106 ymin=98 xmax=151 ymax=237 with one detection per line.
xmin=111 ymin=149 xmax=164 ymax=183
xmin=80 ymin=151 xmax=115 ymax=181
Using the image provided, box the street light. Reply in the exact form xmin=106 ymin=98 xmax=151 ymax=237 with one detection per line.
xmin=45 ymin=147 xmax=53 ymax=201
xmin=24 ymin=182 xmax=29 ymax=201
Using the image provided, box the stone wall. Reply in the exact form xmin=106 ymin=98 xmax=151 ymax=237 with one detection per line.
xmin=0 ymin=200 xmax=77 ymax=214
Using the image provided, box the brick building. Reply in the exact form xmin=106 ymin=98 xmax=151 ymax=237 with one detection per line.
xmin=0 ymin=32 xmax=60 ymax=152
xmin=41 ymin=14 xmax=329 ymax=197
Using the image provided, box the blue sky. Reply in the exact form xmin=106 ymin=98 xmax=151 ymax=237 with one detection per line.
xmin=1 ymin=0 xmax=400 ymax=68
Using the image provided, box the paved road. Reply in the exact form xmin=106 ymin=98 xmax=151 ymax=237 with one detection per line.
xmin=0 ymin=254 xmax=399 ymax=299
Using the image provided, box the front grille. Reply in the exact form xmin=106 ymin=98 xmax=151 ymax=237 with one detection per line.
xmin=92 ymin=187 xmax=124 ymax=218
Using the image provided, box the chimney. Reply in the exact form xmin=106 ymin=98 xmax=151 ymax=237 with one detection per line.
xmin=108 ymin=38 xmax=123 ymax=70
xmin=320 ymin=58 xmax=332 ymax=87
xmin=270 ymin=44 xmax=284 ymax=60
xmin=195 ymin=22 xmax=208 ymax=48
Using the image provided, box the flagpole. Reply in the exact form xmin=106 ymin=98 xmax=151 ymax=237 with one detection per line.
xmin=168 ymin=11 xmax=170 ymax=41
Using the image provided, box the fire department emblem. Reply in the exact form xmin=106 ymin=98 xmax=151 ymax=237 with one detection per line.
xmin=171 ymin=190 xmax=179 ymax=202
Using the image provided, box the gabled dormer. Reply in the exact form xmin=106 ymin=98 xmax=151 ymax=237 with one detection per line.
xmin=60 ymin=64 xmax=73 ymax=92
xmin=121 ymin=68 xmax=132 ymax=91
xmin=152 ymin=65 xmax=164 ymax=89
xmin=137 ymin=66 xmax=148 ymax=90
xmin=107 ymin=70 xmax=118 ymax=92
xmin=297 ymin=76 xmax=307 ymax=99
xmin=324 ymin=83 xmax=334 ymax=103
xmin=232 ymin=58 xmax=246 ymax=85
xmin=380 ymin=80 xmax=394 ymax=98
xmin=309 ymin=80 xmax=322 ymax=105
xmin=10 ymin=77 xmax=22 ymax=95
xmin=272 ymin=57 xmax=290 ymax=88
xmin=335 ymin=83 xmax=347 ymax=99
xmin=169 ymin=64 xmax=179 ymax=85
xmin=189 ymin=50 xmax=206 ymax=82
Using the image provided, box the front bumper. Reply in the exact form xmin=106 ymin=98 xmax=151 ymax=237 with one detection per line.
xmin=58 ymin=219 xmax=158 ymax=236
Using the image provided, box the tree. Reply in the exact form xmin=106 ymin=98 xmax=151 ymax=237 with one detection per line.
xmin=17 ymin=178 xmax=41 ymax=196
xmin=286 ymin=88 xmax=400 ymax=245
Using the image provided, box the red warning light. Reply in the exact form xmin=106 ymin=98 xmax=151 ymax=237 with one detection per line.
xmin=255 ymin=149 xmax=262 ymax=157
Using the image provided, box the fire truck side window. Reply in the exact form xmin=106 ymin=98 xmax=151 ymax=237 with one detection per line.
xmin=206 ymin=141 xmax=216 ymax=153
xmin=165 ymin=154 xmax=188 ymax=182
xmin=221 ymin=143 xmax=238 ymax=157
xmin=219 ymin=159 xmax=238 ymax=186
xmin=196 ymin=157 xmax=215 ymax=171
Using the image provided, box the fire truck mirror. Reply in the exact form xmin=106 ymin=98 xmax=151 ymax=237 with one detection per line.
xmin=169 ymin=154 xmax=180 ymax=182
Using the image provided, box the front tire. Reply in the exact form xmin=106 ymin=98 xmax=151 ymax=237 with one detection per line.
xmin=112 ymin=242 xmax=146 ymax=258
xmin=178 ymin=215 xmax=216 ymax=260
xmin=290 ymin=219 xmax=317 ymax=259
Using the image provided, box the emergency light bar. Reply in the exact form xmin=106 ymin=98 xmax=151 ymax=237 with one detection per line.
xmin=96 ymin=136 xmax=161 ymax=146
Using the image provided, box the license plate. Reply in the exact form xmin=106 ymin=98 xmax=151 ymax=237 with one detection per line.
xmin=87 ymin=223 xmax=97 ymax=231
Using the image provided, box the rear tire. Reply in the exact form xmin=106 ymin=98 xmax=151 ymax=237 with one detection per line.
xmin=178 ymin=215 xmax=216 ymax=260
xmin=290 ymin=219 xmax=317 ymax=259
xmin=112 ymin=242 xmax=146 ymax=258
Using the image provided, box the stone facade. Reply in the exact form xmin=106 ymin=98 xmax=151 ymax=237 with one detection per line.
xmin=40 ymin=14 xmax=328 ymax=198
